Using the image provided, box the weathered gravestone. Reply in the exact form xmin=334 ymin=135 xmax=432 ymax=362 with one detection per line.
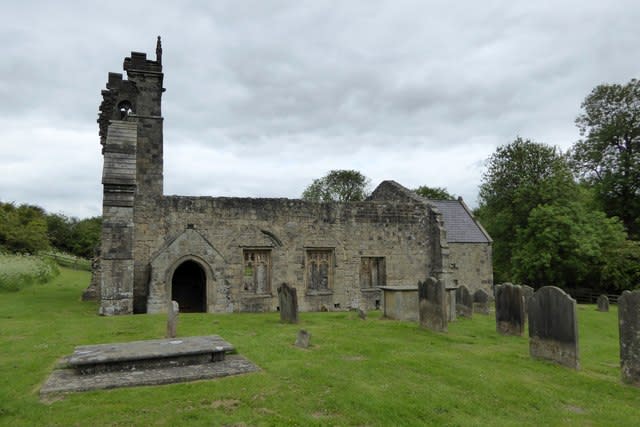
xmin=618 ymin=290 xmax=640 ymax=386
xmin=446 ymin=285 xmax=457 ymax=322
xmin=278 ymin=283 xmax=298 ymax=323
xmin=418 ymin=277 xmax=447 ymax=333
xmin=473 ymin=289 xmax=490 ymax=315
xmin=597 ymin=294 xmax=609 ymax=312
xmin=295 ymin=330 xmax=311 ymax=348
xmin=358 ymin=308 xmax=367 ymax=320
xmin=380 ymin=286 xmax=419 ymax=321
xmin=456 ymin=285 xmax=473 ymax=318
xmin=528 ymin=286 xmax=579 ymax=369
xmin=495 ymin=283 xmax=525 ymax=336
xmin=166 ymin=300 xmax=179 ymax=338
xmin=522 ymin=285 xmax=534 ymax=318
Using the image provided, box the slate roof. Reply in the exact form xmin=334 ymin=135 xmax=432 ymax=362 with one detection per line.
xmin=427 ymin=199 xmax=492 ymax=243
xmin=369 ymin=180 xmax=492 ymax=244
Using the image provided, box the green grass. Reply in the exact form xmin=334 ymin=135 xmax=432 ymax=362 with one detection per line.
xmin=0 ymin=253 xmax=59 ymax=292
xmin=0 ymin=268 xmax=638 ymax=426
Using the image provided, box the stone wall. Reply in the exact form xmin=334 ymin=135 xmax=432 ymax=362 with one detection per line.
xmin=448 ymin=243 xmax=493 ymax=293
xmin=137 ymin=196 xmax=433 ymax=313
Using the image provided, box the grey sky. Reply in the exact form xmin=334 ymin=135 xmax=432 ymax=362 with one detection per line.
xmin=1 ymin=1 xmax=638 ymax=218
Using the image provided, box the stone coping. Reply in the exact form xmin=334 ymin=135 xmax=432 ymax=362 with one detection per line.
xmin=68 ymin=335 xmax=233 ymax=367
xmin=378 ymin=286 xmax=418 ymax=291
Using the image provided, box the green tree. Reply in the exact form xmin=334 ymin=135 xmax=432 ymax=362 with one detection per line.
xmin=302 ymin=170 xmax=371 ymax=202
xmin=511 ymin=201 xmax=631 ymax=289
xmin=69 ymin=216 xmax=102 ymax=258
xmin=0 ymin=202 xmax=50 ymax=254
xmin=477 ymin=138 xmax=575 ymax=282
xmin=572 ymin=78 xmax=640 ymax=238
xmin=46 ymin=213 xmax=75 ymax=253
xmin=414 ymin=186 xmax=455 ymax=200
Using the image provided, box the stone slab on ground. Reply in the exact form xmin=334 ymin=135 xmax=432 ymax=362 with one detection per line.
xmin=41 ymin=355 xmax=259 ymax=396
xmin=67 ymin=335 xmax=234 ymax=368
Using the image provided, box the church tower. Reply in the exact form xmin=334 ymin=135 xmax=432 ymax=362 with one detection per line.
xmin=97 ymin=38 xmax=164 ymax=315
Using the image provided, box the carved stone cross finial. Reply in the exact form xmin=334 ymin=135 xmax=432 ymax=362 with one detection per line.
xmin=156 ymin=36 xmax=163 ymax=65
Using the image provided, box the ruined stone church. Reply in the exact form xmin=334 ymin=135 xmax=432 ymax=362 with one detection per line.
xmin=95 ymin=39 xmax=492 ymax=315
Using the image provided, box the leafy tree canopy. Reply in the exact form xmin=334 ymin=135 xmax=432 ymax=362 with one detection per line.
xmin=571 ymin=78 xmax=640 ymax=238
xmin=0 ymin=201 xmax=101 ymax=258
xmin=477 ymin=137 xmax=640 ymax=291
xmin=511 ymin=200 xmax=631 ymax=290
xmin=414 ymin=186 xmax=456 ymax=200
xmin=302 ymin=170 xmax=371 ymax=202
xmin=477 ymin=138 xmax=575 ymax=282
xmin=0 ymin=203 xmax=50 ymax=254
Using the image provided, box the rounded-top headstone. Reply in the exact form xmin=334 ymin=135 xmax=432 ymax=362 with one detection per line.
xmin=597 ymin=294 xmax=609 ymax=312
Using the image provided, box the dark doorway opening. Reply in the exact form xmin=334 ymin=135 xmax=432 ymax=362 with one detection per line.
xmin=171 ymin=260 xmax=206 ymax=313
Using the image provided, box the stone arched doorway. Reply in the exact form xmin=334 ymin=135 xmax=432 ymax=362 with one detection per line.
xmin=171 ymin=260 xmax=206 ymax=312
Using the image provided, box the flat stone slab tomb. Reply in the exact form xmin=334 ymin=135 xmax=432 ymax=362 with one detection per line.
xmin=41 ymin=335 xmax=259 ymax=396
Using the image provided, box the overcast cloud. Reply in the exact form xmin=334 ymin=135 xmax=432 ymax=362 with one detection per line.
xmin=1 ymin=1 xmax=639 ymax=218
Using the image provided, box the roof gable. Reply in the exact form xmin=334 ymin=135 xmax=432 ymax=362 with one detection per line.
xmin=427 ymin=200 xmax=491 ymax=243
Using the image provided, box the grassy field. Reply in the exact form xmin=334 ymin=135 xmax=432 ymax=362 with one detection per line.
xmin=0 ymin=268 xmax=637 ymax=426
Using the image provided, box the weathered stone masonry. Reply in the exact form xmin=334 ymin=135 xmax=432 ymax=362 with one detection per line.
xmin=96 ymin=39 xmax=492 ymax=315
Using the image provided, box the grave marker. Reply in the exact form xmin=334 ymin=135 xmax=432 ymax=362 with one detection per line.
xmin=418 ymin=277 xmax=447 ymax=333
xmin=456 ymin=285 xmax=473 ymax=318
xmin=278 ymin=283 xmax=299 ymax=324
xmin=528 ymin=286 xmax=579 ymax=369
xmin=295 ymin=330 xmax=311 ymax=348
xmin=495 ymin=283 xmax=525 ymax=336
xmin=597 ymin=294 xmax=609 ymax=312
xmin=473 ymin=289 xmax=490 ymax=315
xmin=166 ymin=300 xmax=179 ymax=338
xmin=619 ymin=290 xmax=640 ymax=386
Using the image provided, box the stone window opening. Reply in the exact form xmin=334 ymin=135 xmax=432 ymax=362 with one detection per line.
xmin=306 ymin=249 xmax=334 ymax=294
xmin=360 ymin=257 xmax=386 ymax=288
xmin=242 ymin=249 xmax=271 ymax=295
xmin=117 ymin=100 xmax=133 ymax=119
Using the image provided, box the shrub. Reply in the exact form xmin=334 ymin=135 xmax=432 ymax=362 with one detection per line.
xmin=0 ymin=253 xmax=59 ymax=292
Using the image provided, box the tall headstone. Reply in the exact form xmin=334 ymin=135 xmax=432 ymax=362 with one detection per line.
xmin=618 ymin=290 xmax=640 ymax=386
xmin=456 ymin=285 xmax=473 ymax=318
xmin=446 ymin=286 xmax=457 ymax=322
xmin=418 ymin=277 xmax=447 ymax=333
xmin=597 ymin=294 xmax=609 ymax=312
xmin=166 ymin=300 xmax=179 ymax=338
xmin=528 ymin=286 xmax=579 ymax=369
xmin=473 ymin=289 xmax=490 ymax=315
xmin=495 ymin=283 xmax=525 ymax=336
xmin=278 ymin=283 xmax=298 ymax=324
